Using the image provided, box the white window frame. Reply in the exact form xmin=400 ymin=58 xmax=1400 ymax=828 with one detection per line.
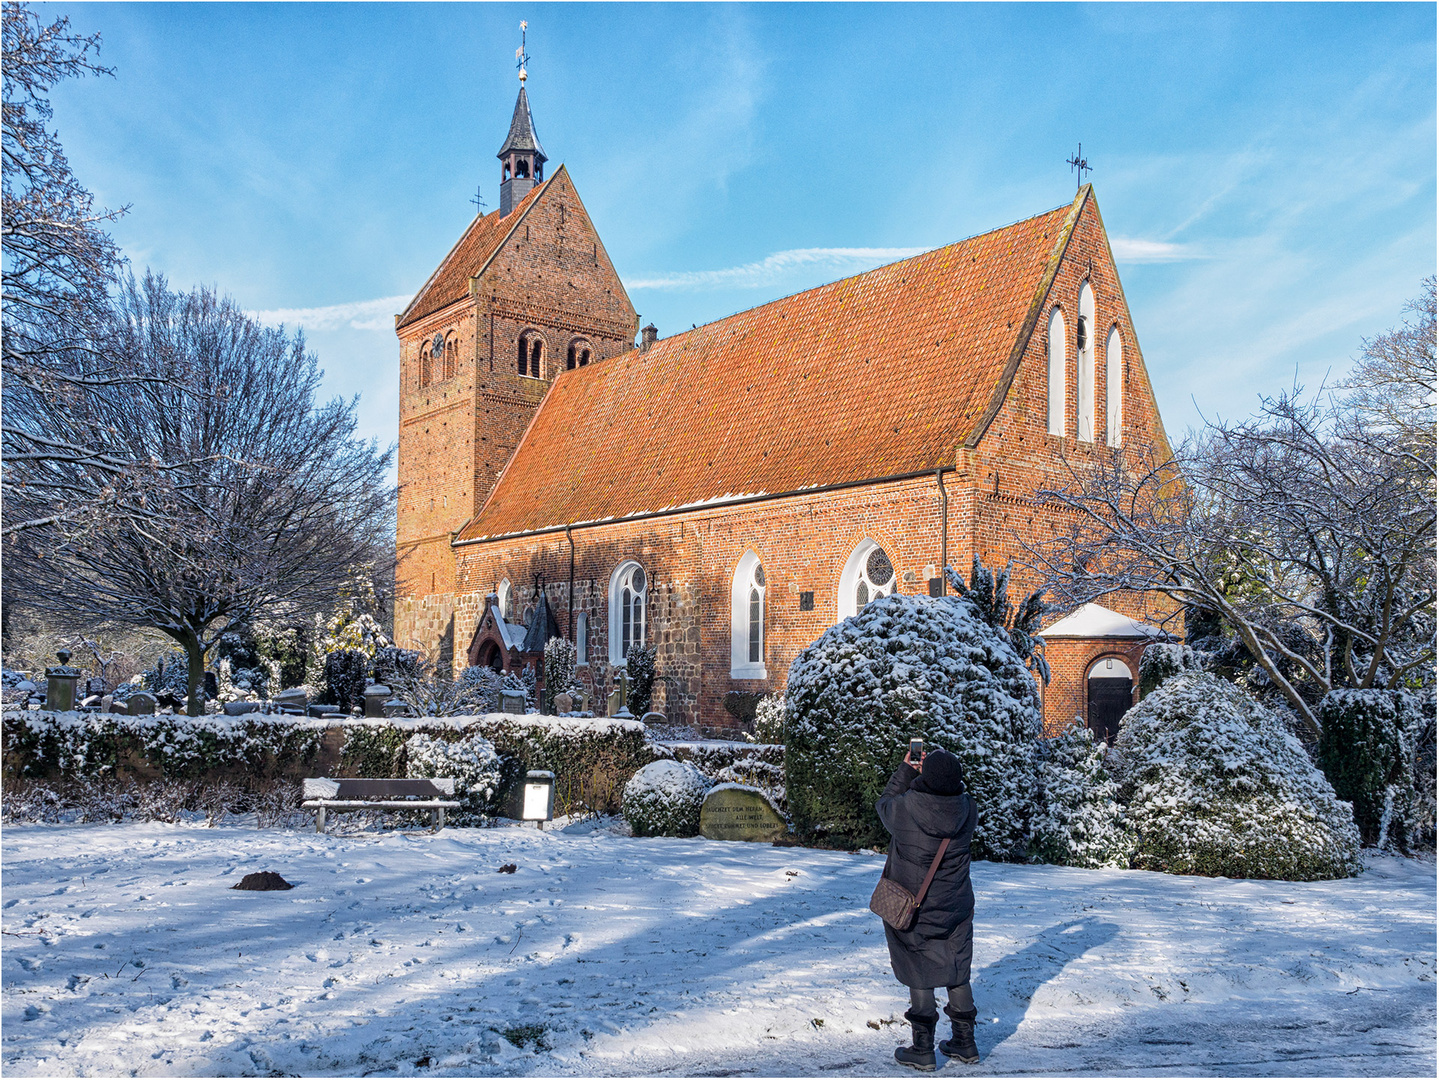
xmin=1105 ymin=324 xmax=1123 ymax=447
xmin=730 ymin=550 xmax=767 ymax=679
xmin=497 ymin=578 xmax=513 ymax=622
xmin=1047 ymin=306 xmax=1067 ymax=437
xmin=608 ymin=561 xmax=647 ymax=665
xmin=837 ymin=538 xmax=897 ymax=621
xmin=575 ymin=612 xmax=589 ymax=666
xmin=1077 ymin=282 xmax=1095 ymax=442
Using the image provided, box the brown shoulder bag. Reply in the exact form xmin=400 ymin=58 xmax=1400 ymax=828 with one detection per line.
xmin=869 ymin=837 xmax=951 ymax=931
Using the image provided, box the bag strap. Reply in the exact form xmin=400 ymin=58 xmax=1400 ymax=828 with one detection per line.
xmin=913 ymin=837 xmax=951 ymax=907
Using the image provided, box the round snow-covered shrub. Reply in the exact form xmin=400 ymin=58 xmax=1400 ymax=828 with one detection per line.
xmin=785 ymin=592 xmax=1041 ymax=856
xmin=1031 ymin=725 xmax=1135 ymax=868
xmin=1139 ymin=643 xmax=1203 ymax=698
xmin=751 ymin=692 xmax=785 ymax=744
xmin=622 ymin=759 xmax=710 ymax=837
xmin=1116 ymin=673 xmax=1361 ymax=880
xmin=405 ymin=731 xmax=503 ymax=825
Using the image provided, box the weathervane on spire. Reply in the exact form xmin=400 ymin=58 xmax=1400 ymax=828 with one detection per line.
xmin=1067 ymin=143 xmax=1091 ymax=190
xmin=516 ymin=21 xmax=530 ymax=84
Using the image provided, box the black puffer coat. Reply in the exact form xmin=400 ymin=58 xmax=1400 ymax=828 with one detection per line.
xmin=875 ymin=761 xmax=979 ymax=988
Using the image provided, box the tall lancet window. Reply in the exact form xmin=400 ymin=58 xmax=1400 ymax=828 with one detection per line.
xmin=1047 ymin=306 xmax=1067 ymax=437
xmin=1106 ymin=325 xmax=1124 ymax=447
xmin=609 ymin=562 xmax=647 ymax=664
xmin=730 ymin=551 xmax=766 ymax=678
xmin=1077 ymin=282 xmax=1096 ymax=442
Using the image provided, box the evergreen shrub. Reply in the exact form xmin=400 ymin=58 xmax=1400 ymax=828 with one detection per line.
xmin=323 ymin=649 xmax=369 ymax=712
xmin=1139 ymin=643 xmax=1203 ymax=698
xmin=1030 ymin=724 xmax=1135 ymax=868
xmin=626 ymin=645 xmax=656 ymax=715
xmin=621 ymin=759 xmax=710 ymax=837
xmin=1318 ymin=689 xmax=1435 ymax=851
xmin=1116 ymin=672 xmax=1361 ymax=879
xmin=405 ymin=730 xmax=503 ymax=824
xmin=784 ymin=592 xmax=1041 ymax=855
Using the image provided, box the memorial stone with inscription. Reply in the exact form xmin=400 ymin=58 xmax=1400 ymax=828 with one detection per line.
xmin=699 ymin=784 xmax=786 ymax=842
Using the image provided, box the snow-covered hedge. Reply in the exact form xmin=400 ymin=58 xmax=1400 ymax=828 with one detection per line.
xmin=1115 ymin=673 xmax=1361 ymax=880
xmin=622 ymin=759 xmax=711 ymax=837
xmin=1031 ymin=725 xmax=1135 ymax=868
xmin=405 ymin=731 xmax=503 ymax=824
xmin=340 ymin=713 xmax=661 ymax=816
xmin=784 ymin=592 xmax=1041 ymax=856
xmin=3 ymin=710 xmax=329 ymax=780
xmin=1317 ymin=689 xmax=1435 ymax=852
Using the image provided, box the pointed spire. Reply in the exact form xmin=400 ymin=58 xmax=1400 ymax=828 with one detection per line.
xmin=497 ymin=86 xmax=547 ymax=162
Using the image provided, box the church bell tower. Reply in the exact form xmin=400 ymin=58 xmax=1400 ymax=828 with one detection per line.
xmin=497 ymin=28 xmax=546 ymax=216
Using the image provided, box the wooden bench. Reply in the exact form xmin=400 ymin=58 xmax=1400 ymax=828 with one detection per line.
xmin=302 ymin=778 xmax=461 ymax=834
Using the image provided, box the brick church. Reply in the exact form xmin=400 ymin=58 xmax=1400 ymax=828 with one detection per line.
xmin=394 ymin=81 xmax=1177 ymax=735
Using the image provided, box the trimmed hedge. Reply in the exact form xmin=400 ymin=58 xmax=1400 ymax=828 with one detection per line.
xmin=4 ymin=710 xmax=664 ymax=818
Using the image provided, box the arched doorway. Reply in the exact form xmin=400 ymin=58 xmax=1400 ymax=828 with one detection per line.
xmin=1087 ymin=657 xmax=1134 ymax=744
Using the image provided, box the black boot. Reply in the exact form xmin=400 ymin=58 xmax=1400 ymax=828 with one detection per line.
xmin=938 ymin=1005 xmax=979 ymax=1064
xmin=894 ymin=1009 xmax=938 ymax=1071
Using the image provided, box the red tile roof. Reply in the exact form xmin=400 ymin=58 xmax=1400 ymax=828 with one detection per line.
xmin=456 ymin=190 xmax=1087 ymax=542
xmin=397 ymin=179 xmax=550 ymax=330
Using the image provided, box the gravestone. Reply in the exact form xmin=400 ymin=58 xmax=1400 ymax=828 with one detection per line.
xmin=699 ymin=785 xmax=786 ymax=843
xmin=362 ymin=683 xmax=391 ymax=718
xmin=272 ymin=688 xmax=307 ymax=710
xmin=126 ymin=691 xmax=157 ymax=716
xmin=499 ymin=689 xmax=526 ymax=714
xmin=553 ymin=691 xmax=573 ymax=715
xmin=223 ymin=700 xmax=261 ymax=716
xmin=45 ymin=651 xmax=82 ymax=712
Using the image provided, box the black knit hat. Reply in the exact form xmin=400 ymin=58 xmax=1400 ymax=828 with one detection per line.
xmin=916 ymin=749 xmax=965 ymax=796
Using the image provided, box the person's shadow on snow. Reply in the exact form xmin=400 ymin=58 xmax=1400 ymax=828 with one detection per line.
xmin=963 ymin=918 xmax=1120 ymax=1060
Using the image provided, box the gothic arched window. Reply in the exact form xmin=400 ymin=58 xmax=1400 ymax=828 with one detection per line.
xmin=1106 ymin=324 xmax=1124 ymax=447
xmin=497 ymin=579 xmax=513 ymax=622
xmin=608 ymin=561 xmax=647 ymax=664
xmin=419 ymin=345 xmax=433 ymax=389
xmin=838 ymin=539 xmax=897 ymax=620
xmin=730 ymin=551 xmax=766 ymax=678
xmin=444 ymin=334 xmax=458 ymax=381
xmin=575 ymin=613 xmax=589 ymax=667
xmin=1077 ymin=282 xmax=1096 ymax=442
xmin=1047 ymin=306 xmax=1067 ymax=437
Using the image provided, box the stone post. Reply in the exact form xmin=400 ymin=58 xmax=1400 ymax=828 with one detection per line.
xmin=44 ymin=651 xmax=82 ymax=712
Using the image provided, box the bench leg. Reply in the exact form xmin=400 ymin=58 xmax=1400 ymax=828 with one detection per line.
xmin=315 ymin=806 xmax=326 ymax=834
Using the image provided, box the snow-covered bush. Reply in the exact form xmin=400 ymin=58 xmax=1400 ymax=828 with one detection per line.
xmin=1116 ymin=673 xmax=1361 ymax=880
xmin=456 ymin=665 xmax=503 ymax=712
xmin=1139 ymin=643 xmax=1204 ymax=698
xmin=751 ymin=692 xmax=785 ymax=744
xmin=622 ymin=759 xmax=711 ymax=837
xmin=405 ymin=731 xmax=503 ymax=824
xmin=543 ymin=638 xmax=581 ymax=713
xmin=1318 ymin=689 xmax=1435 ymax=852
xmin=785 ymin=592 xmax=1042 ymax=856
xmin=323 ymin=649 xmax=369 ymax=712
xmin=626 ymin=644 xmax=656 ymax=716
xmin=1031 ymin=724 xmax=1135 ymax=868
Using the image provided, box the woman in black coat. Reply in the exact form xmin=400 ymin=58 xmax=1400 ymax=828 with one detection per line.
xmin=875 ymin=747 xmax=980 ymax=1070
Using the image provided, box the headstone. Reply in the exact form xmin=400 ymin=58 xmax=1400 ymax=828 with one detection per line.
xmin=641 ymin=711 xmax=666 ymax=726
xmin=272 ymin=688 xmax=307 ymax=709
xmin=699 ymin=785 xmax=786 ymax=843
xmin=101 ymin=694 xmax=114 ymax=713
xmin=223 ymin=700 xmax=261 ymax=716
xmin=576 ymin=691 xmax=592 ymax=714
xmin=499 ymin=689 xmax=526 ymax=714
xmin=553 ymin=691 xmax=573 ymax=715
xmin=44 ymin=650 xmax=82 ymax=712
xmin=126 ymin=691 xmax=158 ymax=716
xmin=362 ymin=683 xmax=391 ymax=718
xmin=606 ymin=668 xmax=628 ymax=717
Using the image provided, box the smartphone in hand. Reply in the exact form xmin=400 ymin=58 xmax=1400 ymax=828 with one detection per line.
xmin=909 ymin=737 xmax=924 ymax=761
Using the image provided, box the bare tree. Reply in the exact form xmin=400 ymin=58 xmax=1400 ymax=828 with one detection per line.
xmin=1029 ymin=285 xmax=1436 ymax=740
xmin=5 ymin=273 xmax=396 ymax=714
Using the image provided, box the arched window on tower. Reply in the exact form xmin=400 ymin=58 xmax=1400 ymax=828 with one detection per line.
xmin=730 ymin=551 xmax=766 ymax=678
xmin=516 ymin=159 xmax=530 ymax=179
xmin=444 ymin=334 xmax=458 ymax=381
xmin=1047 ymin=306 xmax=1067 ymax=437
xmin=608 ymin=561 xmax=647 ymax=664
xmin=1077 ymin=282 xmax=1096 ymax=442
xmin=1106 ymin=324 xmax=1124 ymax=447
xmin=518 ymin=332 xmax=544 ymax=378
xmin=419 ymin=344 xmax=433 ymax=389
xmin=566 ymin=338 xmax=594 ymax=370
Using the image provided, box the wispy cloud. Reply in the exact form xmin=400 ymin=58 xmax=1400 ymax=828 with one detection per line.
xmin=1109 ymin=237 xmax=1204 ymax=263
xmin=251 ymin=294 xmax=412 ymax=333
xmin=629 ymin=246 xmax=929 ymax=291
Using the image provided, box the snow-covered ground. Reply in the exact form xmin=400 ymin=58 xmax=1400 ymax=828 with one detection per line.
xmin=2 ymin=820 xmax=1433 ymax=1077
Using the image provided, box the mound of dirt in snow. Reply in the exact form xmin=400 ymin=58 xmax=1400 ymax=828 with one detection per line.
xmin=230 ymin=871 xmax=293 ymax=891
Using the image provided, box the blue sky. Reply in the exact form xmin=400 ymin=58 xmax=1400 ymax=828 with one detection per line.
xmin=46 ymin=2 xmax=1436 ymax=457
